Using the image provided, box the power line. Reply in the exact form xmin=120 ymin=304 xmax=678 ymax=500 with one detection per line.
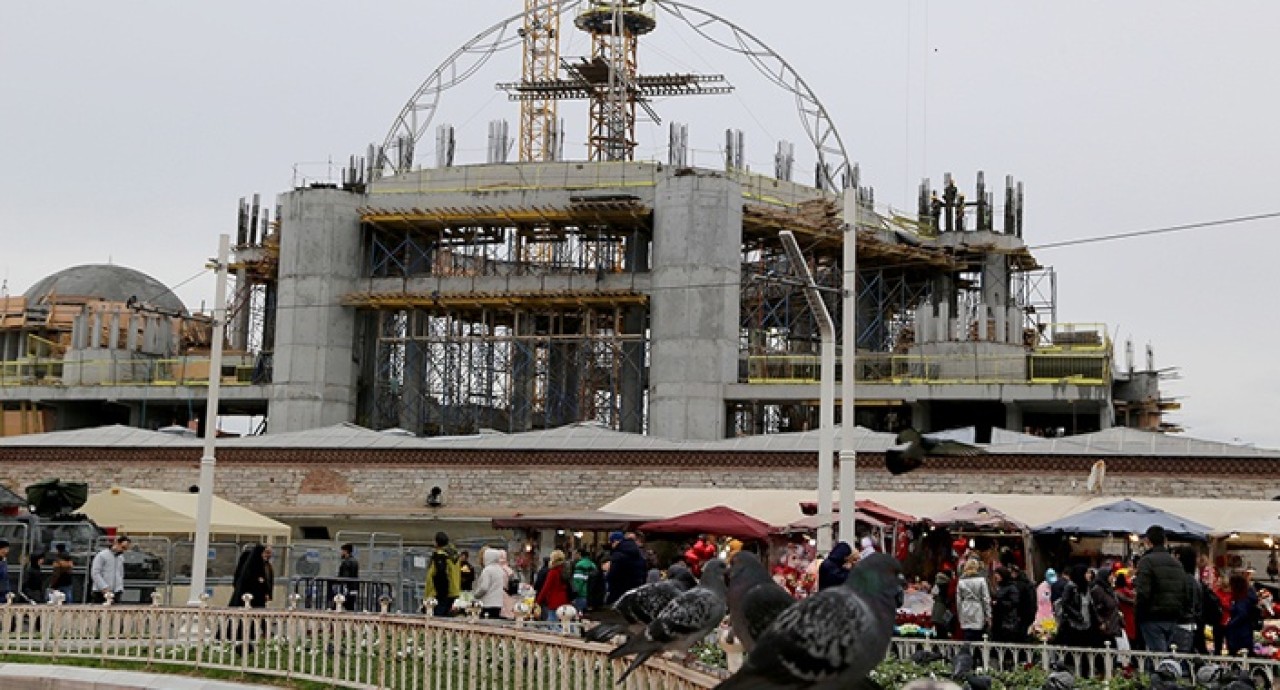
xmin=1028 ymin=210 xmax=1280 ymax=251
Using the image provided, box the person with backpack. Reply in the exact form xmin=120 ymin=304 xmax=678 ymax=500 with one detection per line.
xmin=424 ymin=532 xmax=462 ymax=617
xmin=569 ymin=549 xmax=597 ymax=612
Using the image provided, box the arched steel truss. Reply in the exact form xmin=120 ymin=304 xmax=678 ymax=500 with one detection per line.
xmin=379 ymin=0 xmax=852 ymax=188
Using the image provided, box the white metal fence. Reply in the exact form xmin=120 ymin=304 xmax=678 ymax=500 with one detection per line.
xmin=890 ymin=636 xmax=1280 ymax=687
xmin=0 ymin=602 xmax=721 ymax=690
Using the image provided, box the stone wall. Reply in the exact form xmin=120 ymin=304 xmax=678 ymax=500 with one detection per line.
xmin=0 ymin=446 xmax=1277 ymax=520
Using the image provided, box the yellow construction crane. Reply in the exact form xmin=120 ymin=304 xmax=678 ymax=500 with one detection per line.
xmin=519 ymin=0 xmax=562 ymax=161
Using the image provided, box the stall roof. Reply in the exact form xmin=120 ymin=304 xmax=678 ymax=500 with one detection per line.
xmin=1033 ymin=498 xmax=1211 ymax=541
xmin=639 ymin=505 xmax=775 ymax=541
xmin=927 ymin=501 xmax=1028 ymax=531
xmin=81 ymin=487 xmax=290 ymax=540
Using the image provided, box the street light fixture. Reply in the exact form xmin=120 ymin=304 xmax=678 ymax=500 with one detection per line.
xmin=779 ymin=230 xmax=835 ymax=554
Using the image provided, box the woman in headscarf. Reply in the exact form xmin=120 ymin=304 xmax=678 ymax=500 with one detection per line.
xmin=232 ymin=544 xmax=275 ymax=608
xmin=817 ymin=541 xmax=855 ymax=591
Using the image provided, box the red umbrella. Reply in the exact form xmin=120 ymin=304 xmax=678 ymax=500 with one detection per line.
xmin=638 ymin=505 xmax=775 ymax=541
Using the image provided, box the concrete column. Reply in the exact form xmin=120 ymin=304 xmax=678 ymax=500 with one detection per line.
xmin=234 ymin=267 xmax=252 ymax=350
xmin=1004 ymin=402 xmax=1023 ymax=432
xmin=108 ymin=311 xmax=121 ymax=350
xmin=546 ymin=341 xmax=580 ymax=426
xmin=648 ymin=172 xmax=741 ymax=441
xmin=911 ymin=401 xmax=931 ymax=431
xmin=509 ymin=312 xmax=535 ymax=432
xmin=269 ymin=188 xmax=364 ymax=432
xmin=126 ymin=315 xmax=140 ymax=352
xmin=981 ymin=254 xmax=1009 ymax=313
xmin=619 ymin=306 xmax=646 ymax=433
xmin=89 ymin=312 xmax=101 ymax=349
xmin=400 ymin=311 xmax=426 ymax=433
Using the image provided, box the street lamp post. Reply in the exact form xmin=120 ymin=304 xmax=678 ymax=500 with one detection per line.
xmin=839 ymin=192 xmax=859 ymax=547
xmin=188 ymin=233 xmax=229 ymax=605
xmin=779 ymin=230 xmax=835 ymax=554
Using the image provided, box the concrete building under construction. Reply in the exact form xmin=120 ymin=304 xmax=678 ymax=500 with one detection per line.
xmin=0 ymin=1 xmax=1175 ymax=440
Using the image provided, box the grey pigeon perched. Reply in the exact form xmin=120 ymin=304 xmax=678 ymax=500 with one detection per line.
xmin=950 ymin=648 xmax=974 ymax=680
xmin=583 ymin=564 xmax=697 ymax=643
xmin=608 ymin=559 xmax=729 ymax=684
xmin=713 ymin=553 xmax=902 ymax=689
xmin=885 ymin=428 xmax=983 ymax=475
xmin=1042 ymin=670 xmax=1074 ymax=690
xmin=727 ymin=552 xmax=798 ymax=654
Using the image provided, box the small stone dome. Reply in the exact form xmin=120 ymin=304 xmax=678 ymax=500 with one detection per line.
xmin=24 ymin=264 xmax=187 ymax=315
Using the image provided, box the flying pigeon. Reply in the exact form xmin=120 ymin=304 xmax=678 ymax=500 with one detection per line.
xmin=608 ymin=559 xmax=729 ymax=684
xmin=583 ymin=564 xmax=698 ymax=643
xmin=714 ymin=553 xmax=902 ymax=690
xmin=727 ymin=551 xmax=798 ymax=654
xmin=885 ymin=428 xmax=983 ymax=475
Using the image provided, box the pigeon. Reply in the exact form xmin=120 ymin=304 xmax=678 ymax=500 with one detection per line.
xmin=885 ymin=428 xmax=983 ymax=475
xmin=727 ymin=551 xmax=798 ymax=654
xmin=608 ymin=559 xmax=729 ymax=684
xmin=910 ymin=649 xmax=945 ymax=665
xmin=963 ymin=676 xmax=992 ymax=690
xmin=583 ymin=564 xmax=698 ymax=643
xmin=1041 ymin=670 xmax=1074 ymax=690
xmin=713 ymin=553 xmax=902 ymax=690
xmin=950 ymin=648 xmax=974 ymax=680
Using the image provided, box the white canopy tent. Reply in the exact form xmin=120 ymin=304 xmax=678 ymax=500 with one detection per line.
xmin=81 ymin=486 xmax=290 ymax=542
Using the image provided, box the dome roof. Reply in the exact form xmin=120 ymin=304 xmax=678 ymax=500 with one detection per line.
xmin=24 ymin=264 xmax=187 ymax=315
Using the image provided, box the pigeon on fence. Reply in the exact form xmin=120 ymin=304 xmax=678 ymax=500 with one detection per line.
xmin=583 ymin=564 xmax=697 ymax=643
xmin=608 ymin=559 xmax=729 ymax=684
xmin=727 ymin=551 xmax=798 ymax=654
xmin=713 ymin=553 xmax=902 ymax=689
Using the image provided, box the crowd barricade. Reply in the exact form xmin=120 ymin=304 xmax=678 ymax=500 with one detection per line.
xmin=0 ymin=602 xmax=720 ymax=690
xmin=292 ymin=576 xmax=395 ymax=613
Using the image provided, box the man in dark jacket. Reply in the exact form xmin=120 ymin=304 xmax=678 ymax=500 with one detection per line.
xmin=604 ymin=531 xmax=646 ymax=605
xmin=1135 ymin=525 xmax=1190 ymax=653
xmin=1176 ymin=546 xmax=1204 ymax=654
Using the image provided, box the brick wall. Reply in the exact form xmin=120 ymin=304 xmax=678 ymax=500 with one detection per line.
xmin=0 ymin=446 xmax=1276 ymax=517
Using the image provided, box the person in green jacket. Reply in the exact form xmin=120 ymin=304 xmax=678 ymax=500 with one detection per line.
xmin=570 ymin=549 xmax=598 ymax=612
xmin=424 ymin=532 xmax=462 ymax=616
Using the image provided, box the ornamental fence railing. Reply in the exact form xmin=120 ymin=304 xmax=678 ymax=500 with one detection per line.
xmin=890 ymin=635 xmax=1280 ymax=687
xmin=0 ymin=602 xmax=722 ymax=690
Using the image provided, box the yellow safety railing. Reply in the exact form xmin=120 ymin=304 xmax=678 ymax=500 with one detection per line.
xmin=0 ymin=357 xmax=259 ymax=387
xmin=745 ymin=351 xmax=1110 ymax=386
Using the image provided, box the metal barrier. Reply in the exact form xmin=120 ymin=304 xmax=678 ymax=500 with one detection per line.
xmin=890 ymin=636 xmax=1280 ymax=686
xmin=293 ymin=577 xmax=395 ymax=613
xmin=0 ymin=603 xmax=720 ymax=690
xmin=745 ymin=351 xmax=1110 ymax=386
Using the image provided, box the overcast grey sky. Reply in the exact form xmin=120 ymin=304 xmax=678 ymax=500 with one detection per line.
xmin=2 ymin=2 xmax=1277 ymax=447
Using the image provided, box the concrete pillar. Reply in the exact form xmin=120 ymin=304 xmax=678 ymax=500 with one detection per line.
xmin=269 ymin=188 xmax=364 ymax=432
xmin=648 ymin=172 xmax=741 ymax=441
xmin=1099 ymin=402 xmax=1114 ymax=430
xmin=509 ymin=312 xmax=535 ymax=432
xmin=108 ymin=311 xmax=121 ymax=350
xmin=911 ymin=401 xmax=931 ymax=431
xmin=89 ymin=312 xmax=101 ymax=349
xmin=1004 ymin=402 xmax=1023 ymax=432
xmin=1007 ymin=306 xmax=1023 ymax=345
xmin=937 ymin=302 xmax=951 ymax=341
xmin=981 ymin=254 xmax=1009 ymax=312
xmin=126 ymin=315 xmax=139 ymax=352
xmin=547 ymin=341 xmax=580 ymax=426
xmin=234 ymin=267 xmax=252 ymax=350
xmin=620 ymin=306 xmax=646 ymax=433
xmin=400 ymin=311 xmax=426 ymax=433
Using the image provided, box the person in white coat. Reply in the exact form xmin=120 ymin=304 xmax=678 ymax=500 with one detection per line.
xmin=471 ymin=548 xmax=508 ymax=619
xmin=956 ymin=558 xmax=992 ymax=642
xmin=90 ymin=535 xmax=130 ymax=604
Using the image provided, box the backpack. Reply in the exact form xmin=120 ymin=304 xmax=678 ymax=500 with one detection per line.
xmin=1200 ymin=582 xmax=1222 ymax=626
xmin=431 ymin=551 xmax=451 ymax=597
xmin=585 ymin=568 xmax=606 ymax=609
xmin=505 ymin=571 xmax=521 ymax=596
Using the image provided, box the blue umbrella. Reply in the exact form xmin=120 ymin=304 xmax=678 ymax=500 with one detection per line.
xmin=1032 ymin=498 xmax=1210 ymax=541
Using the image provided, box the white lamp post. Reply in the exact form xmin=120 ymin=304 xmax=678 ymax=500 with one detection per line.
xmin=839 ymin=191 xmax=859 ymax=546
xmin=779 ymin=230 xmax=835 ymax=554
xmin=188 ymin=233 xmax=229 ymax=605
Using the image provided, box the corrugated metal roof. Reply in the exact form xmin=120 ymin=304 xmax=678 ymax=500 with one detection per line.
xmin=985 ymin=426 xmax=1277 ymax=457
xmin=1 ymin=421 xmax=1275 ymax=457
